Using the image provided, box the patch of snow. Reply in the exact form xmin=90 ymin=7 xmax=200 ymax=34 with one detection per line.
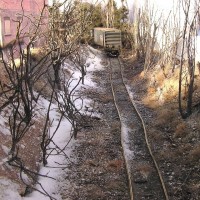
xmin=18 ymin=172 xmax=31 ymax=185
xmin=22 ymin=96 xmax=75 ymax=200
xmin=0 ymin=178 xmax=21 ymax=200
xmin=1 ymin=145 xmax=9 ymax=155
xmin=23 ymin=47 xmax=101 ymax=199
xmin=86 ymin=51 xmax=105 ymax=72
xmin=0 ymin=47 xmax=104 ymax=200
xmin=20 ymin=144 xmax=26 ymax=149
xmin=0 ymin=115 xmax=10 ymax=135
xmin=121 ymin=125 xmax=135 ymax=161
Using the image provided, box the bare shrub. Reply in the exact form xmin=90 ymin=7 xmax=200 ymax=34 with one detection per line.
xmin=173 ymin=122 xmax=189 ymax=138
xmin=148 ymin=129 xmax=165 ymax=148
xmin=189 ymin=145 xmax=200 ymax=162
xmin=155 ymin=108 xmax=177 ymax=128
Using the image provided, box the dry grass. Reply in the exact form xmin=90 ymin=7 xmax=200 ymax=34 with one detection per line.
xmin=142 ymin=63 xmax=199 ymax=107
xmin=11 ymin=58 xmax=22 ymax=68
xmin=190 ymin=112 xmax=200 ymax=130
xmin=155 ymin=108 xmax=178 ymax=128
xmin=33 ymin=79 xmax=52 ymax=98
xmin=189 ymin=145 xmax=200 ymax=162
xmin=156 ymin=70 xmax=166 ymax=85
xmin=148 ymin=129 xmax=165 ymax=147
xmin=147 ymin=87 xmax=156 ymax=95
xmin=158 ymin=148 xmax=178 ymax=162
xmin=7 ymin=48 xmax=45 ymax=69
xmin=24 ymin=48 xmax=45 ymax=61
xmin=173 ymin=122 xmax=189 ymax=138
xmin=143 ymin=77 xmax=179 ymax=107
xmin=98 ymin=94 xmax=113 ymax=104
xmin=125 ymin=56 xmax=200 ymax=199
xmin=139 ymin=71 xmax=145 ymax=78
xmin=142 ymin=96 xmax=159 ymax=109
xmin=135 ymin=163 xmax=152 ymax=179
xmin=142 ymin=86 xmax=158 ymax=108
xmin=107 ymin=159 xmax=123 ymax=171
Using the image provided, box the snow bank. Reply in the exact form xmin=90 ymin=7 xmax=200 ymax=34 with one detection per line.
xmin=0 ymin=46 xmax=104 ymax=200
xmin=24 ymin=98 xmax=74 ymax=200
xmin=0 ymin=179 xmax=22 ymax=200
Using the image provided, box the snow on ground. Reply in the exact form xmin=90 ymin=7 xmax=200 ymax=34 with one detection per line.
xmin=0 ymin=113 xmax=10 ymax=136
xmin=24 ymin=98 xmax=74 ymax=200
xmin=0 ymin=47 xmax=105 ymax=200
xmin=0 ymin=179 xmax=22 ymax=200
xmin=24 ymin=48 xmax=105 ymax=199
xmin=62 ymin=48 xmax=105 ymax=117
xmin=121 ymin=125 xmax=135 ymax=161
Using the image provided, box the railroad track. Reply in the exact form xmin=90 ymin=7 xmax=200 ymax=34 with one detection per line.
xmin=108 ymin=57 xmax=169 ymax=200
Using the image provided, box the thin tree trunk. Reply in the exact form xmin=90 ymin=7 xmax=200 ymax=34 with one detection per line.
xmin=53 ymin=61 xmax=61 ymax=90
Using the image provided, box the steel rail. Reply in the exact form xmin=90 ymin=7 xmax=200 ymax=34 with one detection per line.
xmin=108 ymin=58 xmax=134 ymax=200
xmin=109 ymin=57 xmax=169 ymax=200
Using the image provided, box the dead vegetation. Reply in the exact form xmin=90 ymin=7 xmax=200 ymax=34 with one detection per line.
xmin=125 ymin=54 xmax=200 ymax=199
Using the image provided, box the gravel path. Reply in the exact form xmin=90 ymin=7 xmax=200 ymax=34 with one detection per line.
xmin=61 ymin=56 xmax=130 ymax=200
xmin=110 ymin=58 xmax=166 ymax=200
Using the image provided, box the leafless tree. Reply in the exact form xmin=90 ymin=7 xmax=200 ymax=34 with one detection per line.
xmin=71 ymin=47 xmax=89 ymax=84
xmin=130 ymin=0 xmax=200 ymax=117
xmin=48 ymin=0 xmax=94 ymax=90
xmin=0 ymin=0 xmax=96 ymax=197
xmin=106 ymin=0 xmax=115 ymax=28
xmin=0 ymin=1 xmax=60 ymax=197
xmin=130 ymin=4 xmax=149 ymax=61
xmin=0 ymin=1 xmax=50 ymax=156
xmin=178 ymin=0 xmax=200 ymax=118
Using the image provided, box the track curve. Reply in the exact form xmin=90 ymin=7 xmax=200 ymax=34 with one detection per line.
xmin=108 ymin=57 xmax=169 ymax=200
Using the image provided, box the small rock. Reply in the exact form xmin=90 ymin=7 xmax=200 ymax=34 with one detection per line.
xmin=134 ymin=172 xmax=148 ymax=183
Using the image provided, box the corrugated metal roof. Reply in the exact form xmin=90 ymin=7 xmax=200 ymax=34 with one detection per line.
xmin=94 ymin=27 xmax=121 ymax=32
